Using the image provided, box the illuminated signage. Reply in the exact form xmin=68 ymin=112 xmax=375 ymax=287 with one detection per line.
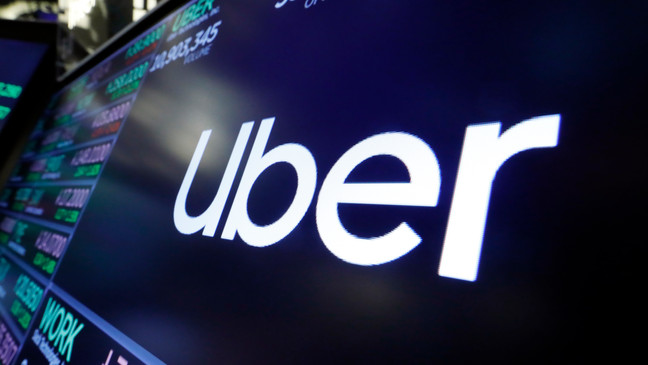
xmin=125 ymin=24 xmax=166 ymax=64
xmin=275 ymin=0 xmax=323 ymax=9
xmin=171 ymin=0 xmax=215 ymax=32
xmin=0 ymin=256 xmax=44 ymax=333
xmin=0 ymin=319 xmax=18 ymax=365
xmin=105 ymin=62 xmax=149 ymax=100
xmin=0 ymin=106 xmax=9 ymax=120
xmin=0 ymin=82 xmax=22 ymax=99
xmin=37 ymin=297 xmax=84 ymax=363
xmin=17 ymin=292 xmax=148 ymax=365
xmin=0 ymin=0 xmax=638 ymax=363
xmin=175 ymin=114 xmax=561 ymax=281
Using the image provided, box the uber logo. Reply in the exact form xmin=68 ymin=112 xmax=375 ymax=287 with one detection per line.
xmin=174 ymin=115 xmax=560 ymax=281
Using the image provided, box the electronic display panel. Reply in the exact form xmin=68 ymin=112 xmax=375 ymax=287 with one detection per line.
xmin=0 ymin=20 xmax=56 ymax=188
xmin=0 ymin=38 xmax=49 ymax=133
xmin=0 ymin=0 xmax=646 ymax=364
xmin=0 ymin=12 xmax=159 ymax=365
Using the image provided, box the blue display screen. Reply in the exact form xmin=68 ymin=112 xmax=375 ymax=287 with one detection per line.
xmin=0 ymin=1 xmax=645 ymax=364
xmin=0 ymin=38 xmax=49 ymax=132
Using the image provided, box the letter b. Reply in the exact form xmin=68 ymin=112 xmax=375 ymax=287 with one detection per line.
xmin=222 ymin=117 xmax=317 ymax=247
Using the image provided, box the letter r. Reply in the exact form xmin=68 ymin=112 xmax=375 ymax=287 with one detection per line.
xmin=438 ymin=114 xmax=561 ymax=282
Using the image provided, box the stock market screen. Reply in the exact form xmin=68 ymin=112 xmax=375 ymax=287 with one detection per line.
xmin=0 ymin=38 xmax=49 ymax=133
xmin=0 ymin=1 xmax=644 ymax=364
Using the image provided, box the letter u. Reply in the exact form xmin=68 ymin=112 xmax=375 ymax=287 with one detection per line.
xmin=173 ymin=122 xmax=254 ymax=236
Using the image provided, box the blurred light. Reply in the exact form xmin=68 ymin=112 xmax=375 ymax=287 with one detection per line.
xmin=133 ymin=8 xmax=146 ymax=21
xmin=68 ymin=0 xmax=96 ymax=29
xmin=133 ymin=0 xmax=157 ymax=22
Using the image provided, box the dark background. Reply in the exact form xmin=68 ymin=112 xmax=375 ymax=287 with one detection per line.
xmin=54 ymin=1 xmax=647 ymax=363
